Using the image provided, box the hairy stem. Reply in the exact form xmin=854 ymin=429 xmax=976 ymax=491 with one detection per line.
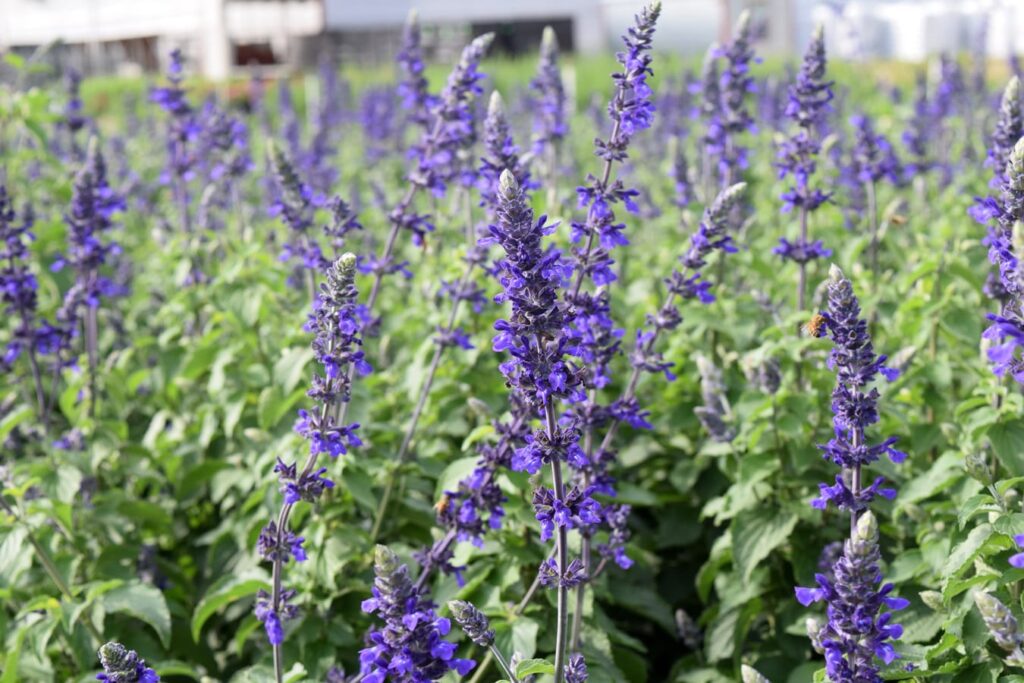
xmin=544 ymin=392 xmax=570 ymax=683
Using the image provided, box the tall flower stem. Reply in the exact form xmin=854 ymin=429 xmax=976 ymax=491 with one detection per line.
xmin=467 ymin=571 xmax=543 ymax=683
xmin=267 ymin=256 xmax=365 ymax=683
xmin=867 ymin=179 xmax=879 ymax=283
xmin=11 ymin=287 xmax=46 ymax=418
xmin=85 ymin=303 xmax=98 ymax=418
xmin=798 ymin=205 xmax=809 ymax=311
xmin=539 ymin=355 xmax=571 ymax=683
xmin=368 ymin=258 xmax=477 ymax=541
xmin=270 ymin=386 xmax=333 ymax=682
xmin=0 ymin=497 xmax=103 ymax=644
xmin=571 ymin=117 xmax=620 ymax=299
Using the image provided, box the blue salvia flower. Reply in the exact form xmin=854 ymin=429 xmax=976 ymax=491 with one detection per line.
xmin=571 ymin=0 xmax=661 ymax=297
xmin=428 ymin=165 xmax=532 ymax=558
xmin=0 ymin=188 xmax=64 ymax=419
xmin=795 ymin=512 xmax=908 ymax=680
xmin=256 ymin=254 xmax=368 ymax=648
xmin=448 ymin=599 xmax=495 ymax=647
xmin=267 ymin=142 xmax=327 ymax=293
xmin=489 ymin=169 xmax=588 ymax=674
xmin=96 ymin=642 xmax=159 ymax=682
xmin=530 ymin=26 xmax=568 ymax=160
xmin=478 ymin=91 xmax=532 ymax=212
xmin=840 ymin=112 xmax=903 ymax=239
xmin=360 ymin=545 xmax=475 ymax=682
xmin=774 ymin=25 xmax=834 ymax=304
xmin=628 ymin=182 xmax=745 ymax=388
xmin=277 ymin=80 xmax=302 ymax=162
xmin=53 ymin=138 xmax=125 ymax=312
xmin=812 ymin=265 xmax=905 ymax=513
xmin=361 ymin=31 xmax=493 ymax=299
xmin=901 ymin=71 xmax=933 ymax=178
xmin=396 ymin=10 xmax=436 ymax=133
xmin=303 ymin=60 xmax=342 ymax=195
xmin=196 ymin=97 xmax=253 ymax=189
xmin=848 ymin=113 xmax=903 ymax=187
xmin=694 ymin=354 xmax=735 ymax=442
xmin=323 ymin=196 xmax=363 ymax=258
xmin=427 ymin=389 xmax=529 ymax=565
xmin=975 ymin=592 xmax=1024 ymax=666
xmin=0 ymin=187 xmax=46 ymax=372
xmin=64 ymin=68 xmax=88 ymax=158
xmin=670 ymin=138 xmax=695 ymax=208
xmin=564 ymin=653 xmax=588 ymax=683
xmin=317 ymin=55 xmax=347 ymax=133
xmin=360 ymin=86 xmax=400 ymax=163
xmin=150 ymin=49 xmax=199 ymax=232
xmin=489 ymin=170 xmax=582 ymax=408
xmin=983 ymin=138 xmax=1024 ymax=380
xmin=930 ymin=54 xmax=966 ymax=186
xmin=988 ymin=77 xmax=1022 ymax=187
xmin=696 ymin=45 xmax=726 ymax=189
xmin=715 ymin=9 xmax=758 ymax=186
xmin=408 ymin=33 xmax=493 ymax=199
xmin=932 ymin=53 xmax=965 ymax=122
xmin=971 ymin=77 xmax=1021 ymax=267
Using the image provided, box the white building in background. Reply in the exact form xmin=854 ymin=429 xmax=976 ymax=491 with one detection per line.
xmin=321 ymin=0 xmax=800 ymax=65
xmin=3 ymin=0 xmax=1019 ymax=78
xmin=0 ymin=0 xmax=802 ymax=78
xmin=811 ymin=0 xmax=1024 ymax=61
xmin=0 ymin=0 xmax=323 ymax=79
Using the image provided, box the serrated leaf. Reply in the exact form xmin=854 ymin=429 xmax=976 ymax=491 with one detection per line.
xmin=943 ymin=524 xmax=994 ymax=580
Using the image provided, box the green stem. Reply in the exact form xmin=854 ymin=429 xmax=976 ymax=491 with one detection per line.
xmin=0 ymin=498 xmax=102 ymax=644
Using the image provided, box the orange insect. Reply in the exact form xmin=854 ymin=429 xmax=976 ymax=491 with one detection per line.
xmin=803 ymin=313 xmax=827 ymax=338
xmin=434 ymin=494 xmax=451 ymax=516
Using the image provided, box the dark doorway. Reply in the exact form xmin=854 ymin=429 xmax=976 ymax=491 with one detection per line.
xmin=469 ymin=18 xmax=574 ymax=57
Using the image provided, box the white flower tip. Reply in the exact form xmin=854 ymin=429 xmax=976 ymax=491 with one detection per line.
xmin=488 ymin=90 xmax=505 ymax=116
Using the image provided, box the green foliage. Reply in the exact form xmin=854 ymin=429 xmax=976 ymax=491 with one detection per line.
xmin=1 ymin=38 xmax=1023 ymax=683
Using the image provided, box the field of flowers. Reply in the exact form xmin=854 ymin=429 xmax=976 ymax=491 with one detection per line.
xmin=4 ymin=2 xmax=1024 ymax=681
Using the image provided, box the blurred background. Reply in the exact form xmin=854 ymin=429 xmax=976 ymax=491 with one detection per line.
xmin=0 ymin=0 xmax=1020 ymax=81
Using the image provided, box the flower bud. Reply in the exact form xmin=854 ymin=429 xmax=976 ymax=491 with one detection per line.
xmin=976 ymin=591 xmax=1023 ymax=652
xmin=965 ymin=451 xmax=994 ymax=485
xmin=920 ymin=590 xmax=944 ymax=612
xmin=741 ymin=664 xmax=771 ymax=683
xmin=448 ymin=600 xmax=495 ymax=647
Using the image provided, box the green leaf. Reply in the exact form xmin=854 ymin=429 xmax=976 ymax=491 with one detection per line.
xmin=1 ymin=623 xmax=29 ymax=683
xmin=191 ymin=571 xmax=270 ymax=642
xmin=942 ymin=524 xmax=994 ymax=580
xmin=434 ymin=457 xmax=480 ymax=500
xmin=102 ymin=581 xmax=172 ymax=647
xmin=510 ymin=617 xmax=539 ymax=660
xmin=732 ymin=508 xmax=798 ymax=581
xmin=516 ymin=659 xmax=556 ymax=677
xmin=273 ymin=347 xmax=314 ymax=393
xmin=987 ymin=421 xmax=1024 ymax=477
xmin=0 ymin=405 xmax=33 ymax=444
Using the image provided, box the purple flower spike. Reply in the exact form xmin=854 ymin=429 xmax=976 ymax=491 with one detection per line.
xmin=983 ymin=139 xmax=1024 ymax=381
xmin=800 ymin=512 xmax=905 ymax=679
xmin=96 ymin=642 xmax=159 ymax=682
xmin=814 ymin=265 xmax=903 ymax=513
xmin=360 ymin=546 xmax=474 ymax=682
